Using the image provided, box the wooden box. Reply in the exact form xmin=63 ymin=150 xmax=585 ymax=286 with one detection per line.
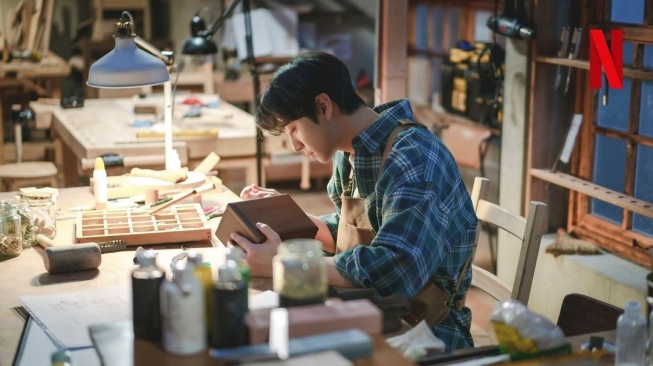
xmin=215 ymin=194 xmax=318 ymax=245
xmin=76 ymin=204 xmax=211 ymax=245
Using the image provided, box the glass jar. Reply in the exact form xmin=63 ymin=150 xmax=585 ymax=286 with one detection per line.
xmin=0 ymin=206 xmax=23 ymax=258
xmin=2 ymin=199 xmax=35 ymax=248
xmin=273 ymin=238 xmax=327 ymax=307
xmin=20 ymin=191 xmax=56 ymax=239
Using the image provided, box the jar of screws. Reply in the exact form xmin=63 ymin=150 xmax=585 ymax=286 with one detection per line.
xmin=0 ymin=205 xmax=23 ymax=258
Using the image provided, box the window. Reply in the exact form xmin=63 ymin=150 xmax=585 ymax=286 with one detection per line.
xmin=570 ymin=0 xmax=653 ymax=266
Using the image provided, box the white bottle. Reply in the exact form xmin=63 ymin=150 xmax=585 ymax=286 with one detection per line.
xmin=616 ymin=301 xmax=646 ymax=366
xmin=93 ymin=157 xmax=108 ymax=210
xmin=160 ymin=261 xmax=206 ymax=355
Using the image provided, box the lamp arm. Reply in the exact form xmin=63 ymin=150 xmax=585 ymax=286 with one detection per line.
xmin=134 ymin=36 xmax=174 ymax=68
xmin=208 ymin=0 xmax=242 ymax=36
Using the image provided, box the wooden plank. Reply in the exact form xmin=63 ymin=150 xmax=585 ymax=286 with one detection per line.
xmin=535 ymin=56 xmax=653 ymax=81
xmin=530 ymin=169 xmax=653 ymax=219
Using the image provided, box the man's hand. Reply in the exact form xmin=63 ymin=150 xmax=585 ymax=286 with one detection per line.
xmin=229 ymin=223 xmax=281 ymax=277
xmin=240 ymin=184 xmax=280 ymax=200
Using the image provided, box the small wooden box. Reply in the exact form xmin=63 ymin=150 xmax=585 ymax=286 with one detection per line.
xmin=76 ymin=204 xmax=211 ymax=245
xmin=215 ymin=194 xmax=318 ymax=245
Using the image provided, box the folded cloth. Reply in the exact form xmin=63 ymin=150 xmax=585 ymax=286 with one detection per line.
xmin=386 ymin=320 xmax=446 ymax=360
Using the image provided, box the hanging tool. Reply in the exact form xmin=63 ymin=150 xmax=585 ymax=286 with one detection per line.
xmin=554 ymin=27 xmax=571 ymax=92
xmin=564 ymin=28 xmax=583 ymax=96
xmin=486 ymin=0 xmax=536 ymax=39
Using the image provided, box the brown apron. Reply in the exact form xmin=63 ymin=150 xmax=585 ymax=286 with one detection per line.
xmin=336 ymin=119 xmax=470 ymax=327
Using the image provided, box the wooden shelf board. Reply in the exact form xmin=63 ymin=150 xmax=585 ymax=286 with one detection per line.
xmin=530 ymin=169 xmax=653 ymax=219
xmin=535 ymin=56 xmax=653 ymax=81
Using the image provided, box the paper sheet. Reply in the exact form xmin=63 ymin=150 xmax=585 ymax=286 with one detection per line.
xmin=20 ymin=285 xmax=130 ymax=348
xmin=14 ymin=316 xmax=100 ymax=366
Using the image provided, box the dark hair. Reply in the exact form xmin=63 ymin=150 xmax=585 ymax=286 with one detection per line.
xmin=255 ymin=52 xmax=366 ymax=135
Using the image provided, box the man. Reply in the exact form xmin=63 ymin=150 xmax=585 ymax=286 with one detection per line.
xmin=230 ymin=52 xmax=477 ymax=350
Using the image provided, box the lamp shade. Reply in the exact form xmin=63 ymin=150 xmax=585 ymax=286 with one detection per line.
xmin=87 ymin=38 xmax=170 ymax=88
xmin=181 ymin=15 xmax=218 ymax=55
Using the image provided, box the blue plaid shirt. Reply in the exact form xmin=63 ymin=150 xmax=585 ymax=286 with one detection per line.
xmin=320 ymin=99 xmax=477 ymax=350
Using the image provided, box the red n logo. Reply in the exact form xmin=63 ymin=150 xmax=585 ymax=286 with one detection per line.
xmin=589 ymin=29 xmax=623 ymax=89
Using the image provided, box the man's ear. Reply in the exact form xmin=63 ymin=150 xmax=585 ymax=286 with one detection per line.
xmin=315 ymin=93 xmax=332 ymax=119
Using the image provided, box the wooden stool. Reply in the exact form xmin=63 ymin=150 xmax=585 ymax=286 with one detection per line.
xmin=0 ymin=161 xmax=58 ymax=191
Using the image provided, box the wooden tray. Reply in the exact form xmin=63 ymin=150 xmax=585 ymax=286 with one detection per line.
xmin=76 ymin=204 xmax=211 ymax=246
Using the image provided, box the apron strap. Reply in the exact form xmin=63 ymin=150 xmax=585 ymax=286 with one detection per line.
xmin=379 ymin=119 xmax=426 ymax=176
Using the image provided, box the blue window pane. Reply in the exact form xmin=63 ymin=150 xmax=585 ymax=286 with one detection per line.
xmin=591 ymin=134 xmax=626 ymax=224
xmin=640 ymin=81 xmax=653 ymax=137
xmin=597 ymin=77 xmax=632 ymax=132
xmin=611 ymin=0 xmax=644 ymax=24
xmin=474 ymin=10 xmax=492 ymax=42
xmin=416 ymin=5 xmax=428 ymax=51
xmin=634 ymin=145 xmax=653 ymax=236
xmin=640 ymin=46 xmax=653 ymax=137
xmin=447 ymin=8 xmax=461 ymax=47
xmin=596 ymin=42 xmax=634 ymax=133
xmin=432 ymin=7 xmax=444 ymax=53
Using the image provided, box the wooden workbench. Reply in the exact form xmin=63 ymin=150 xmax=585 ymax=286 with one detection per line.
xmin=31 ymin=95 xmax=259 ymax=189
xmin=0 ymin=186 xmax=412 ymax=366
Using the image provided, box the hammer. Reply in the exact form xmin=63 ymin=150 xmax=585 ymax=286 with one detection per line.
xmin=36 ymin=234 xmax=125 ymax=274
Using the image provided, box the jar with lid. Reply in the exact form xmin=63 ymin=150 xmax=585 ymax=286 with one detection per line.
xmin=0 ymin=205 xmax=23 ymax=258
xmin=20 ymin=191 xmax=56 ymax=239
xmin=2 ymin=199 xmax=35 ymax=248
xmin=273 ymin=238 xmax=327 ymax=307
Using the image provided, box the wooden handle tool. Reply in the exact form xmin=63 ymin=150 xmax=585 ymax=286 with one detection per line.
xmin=37 ymin=234 xmax=102 ymax=274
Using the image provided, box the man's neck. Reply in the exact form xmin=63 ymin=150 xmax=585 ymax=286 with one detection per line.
xmin=338 ymin=107 xmax=379 ymax=153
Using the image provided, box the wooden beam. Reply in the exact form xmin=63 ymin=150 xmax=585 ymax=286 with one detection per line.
xmin=377 ymin=0 xmax=407 ymax=104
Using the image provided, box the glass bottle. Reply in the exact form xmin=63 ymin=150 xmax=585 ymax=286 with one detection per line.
xmin=616 ymin=301 xmax=646 ymax=366
xmin=273 ymin=238 xmax=327 ymax=307
xmin=20 ymin=191 xmax=56 ymax=238
xmin=226 ymin=246 xmax=250 ymax=309
xmin=212 ymin=260 xmax=247 ymax=348
xmin=0 ymin=205 xmax=23 ymax=258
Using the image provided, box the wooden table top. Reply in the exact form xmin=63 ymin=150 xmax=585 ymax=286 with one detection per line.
xmin=0 ymin=186 xmax=413 ymax=366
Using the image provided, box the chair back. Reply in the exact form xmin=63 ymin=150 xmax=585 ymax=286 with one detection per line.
xmin=470 ymin=177 xmax=548 ymax=305
xmin=556 ymin=293 xmax=623 ymax=337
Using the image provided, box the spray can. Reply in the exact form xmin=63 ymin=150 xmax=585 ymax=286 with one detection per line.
xmin=160 ymin=261 xmax=206 ymax=355
xmin=131 ymin=249 xmax=165 ymax=340
xmin=226 ymin=246 xmax=250 ymax=309
xmin=187 ymin=251 xmax=213 ymax=341
xmin=211 ymin=260 xmax=248 ymax=348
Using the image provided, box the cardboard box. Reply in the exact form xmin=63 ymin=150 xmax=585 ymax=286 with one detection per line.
xmin=245 ymin=299 xmax=383 ymax=344
xmin=215 ymin=194 xmax=318 ymax=245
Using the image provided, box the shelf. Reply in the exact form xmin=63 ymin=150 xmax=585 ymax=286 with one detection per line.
xmin=535 ymin=56 xmax=653 ymax=82
xmin=530 ymin=168 xmax=653 ymax=219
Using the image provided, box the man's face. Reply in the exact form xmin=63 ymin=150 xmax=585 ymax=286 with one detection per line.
xmin=283 ymin=116 xmax=335 ymax=164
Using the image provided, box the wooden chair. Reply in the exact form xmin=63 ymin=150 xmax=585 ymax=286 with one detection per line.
xmin=0 ymin=105 xmax=58 ymax=191
xmin=469 ymin=177 xmax=548 ymax=305
xmin=556 ymin=293 xmax=623 ymax=337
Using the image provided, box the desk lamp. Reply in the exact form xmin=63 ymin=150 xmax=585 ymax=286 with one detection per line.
xmin=182 ymin=0 xmax=264 ymax=186
xmin=87 ymin=12 xmax=181 ymax=171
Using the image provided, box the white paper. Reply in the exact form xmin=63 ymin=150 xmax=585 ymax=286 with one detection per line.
xmin=20 ymin=285 xmax=130 ymax=348
xmin=14 ymin=317 xmax=101 ymax=366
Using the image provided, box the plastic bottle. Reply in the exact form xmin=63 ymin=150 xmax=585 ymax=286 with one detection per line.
xmin=131 ymin=249 xmax=165 ymax=340
xmin=226 ymin=246 xmax=250 ymax=309
xmin=160 ymin=261 xmax=206 ymax=355
xmin=616 ymin=301 xmax=646 ymax=366
xmin=211 ymin=260 xmax=248 ymax=348
xmin=93 ymin=157 xmax=108 ymax=210
xmin=187 ymin=251 xmax=213 ymax=341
